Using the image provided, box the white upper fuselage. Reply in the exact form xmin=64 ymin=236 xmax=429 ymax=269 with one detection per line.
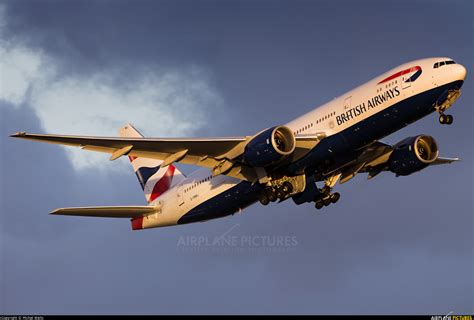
xmin=142 ymin=57 xmax=467 ymax=229
xmin=285 ymin=57 xmax=466 ymax=137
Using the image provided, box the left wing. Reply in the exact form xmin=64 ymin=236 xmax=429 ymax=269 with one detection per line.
xmin=331 ymin=141 xmax=460 ymax=183
xmin=10 ymin=131 xmax=324 ymax=182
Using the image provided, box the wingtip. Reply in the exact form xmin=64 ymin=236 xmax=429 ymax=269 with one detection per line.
xmin=49 ymin=208 xmax=61 ymax=215
xmin=9 ymin=131 xmax=27 ymax=138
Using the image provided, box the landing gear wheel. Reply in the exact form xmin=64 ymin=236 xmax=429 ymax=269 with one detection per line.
xmin=315 ymin=201 xmax=324 ymax=210
xmin=323 ymin=197 xmax=332 ymax=206
xmin=276 ymin=188 xmax=286 ymax=200
xmin=259 ymin=195 xmax=270 ymax=206
xmin=268 ymin=192 xmax=277 ymax=202
xmin=282 ymin=181 xmax=293 ymax=194
xmin=330 ymin=192 xmax=340 ymax=204
xmin=439 ymin=114 xmax=447 ymax=124
xmin=266 ymin=190 xmax=277 ymax=202
xmin=446 ymin=114 xmax=453 ymax=125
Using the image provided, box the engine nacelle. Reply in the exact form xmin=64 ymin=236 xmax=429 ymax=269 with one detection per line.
xmin=244 ymin=126 xmax=296 ymax=167
xmin=388 ymin=135 xmax=439 ymax=176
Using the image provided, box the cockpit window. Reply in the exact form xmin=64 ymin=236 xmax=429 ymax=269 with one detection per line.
xmin=433 ymin=60 xmax=456 ymax=68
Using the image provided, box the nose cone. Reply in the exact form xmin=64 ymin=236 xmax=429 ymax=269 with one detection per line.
xmin=456 ymin=64 xmax=467 ymax=81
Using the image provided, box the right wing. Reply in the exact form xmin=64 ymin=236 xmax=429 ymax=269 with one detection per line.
xmin=50 ymin=206 xmax=158 ymax=218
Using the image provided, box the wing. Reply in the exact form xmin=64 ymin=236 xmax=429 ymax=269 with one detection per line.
xmin=431 ymin=157 xmax=460 ymax=165
xmin=50 ymin=206 xmax=158 ymax=218
xmin=10 ymin=131 xmax=324 ymax=182
xmin=330 ymin=141 xmax=460 ymax=183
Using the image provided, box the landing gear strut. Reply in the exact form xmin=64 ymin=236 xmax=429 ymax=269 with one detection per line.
xmin=439 ymin=113 xmax=453 ymax=125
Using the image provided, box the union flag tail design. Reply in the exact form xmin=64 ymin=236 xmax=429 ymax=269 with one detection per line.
xmin=119 ymin=123 xmax=186 ymax=203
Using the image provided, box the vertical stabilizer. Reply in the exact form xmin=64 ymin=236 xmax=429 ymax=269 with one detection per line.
xmin=119 ymin=123 xmax=186 ymax=204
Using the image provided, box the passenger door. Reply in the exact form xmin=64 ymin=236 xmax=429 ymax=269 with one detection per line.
xmin=401 ymin=72 xmax=411 ymax=89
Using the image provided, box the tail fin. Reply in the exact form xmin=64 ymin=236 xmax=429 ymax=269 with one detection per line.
xmin=119 ymin=123 xmax=186 ymax=204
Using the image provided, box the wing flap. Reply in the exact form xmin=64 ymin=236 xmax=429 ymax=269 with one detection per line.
xmin=50 ymin=206 xmax=158 ymax=218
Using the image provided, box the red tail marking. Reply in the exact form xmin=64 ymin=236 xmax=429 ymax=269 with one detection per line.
xmin=148 ymin=165 xmax=176 ymax=203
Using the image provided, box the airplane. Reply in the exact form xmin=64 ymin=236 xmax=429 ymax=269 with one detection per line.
xmin=10 ymin=57 xmax=467 ymax=230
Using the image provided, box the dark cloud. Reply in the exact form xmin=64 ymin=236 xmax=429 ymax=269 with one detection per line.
xmin=1 ymin=0 xmax=473 ymax=314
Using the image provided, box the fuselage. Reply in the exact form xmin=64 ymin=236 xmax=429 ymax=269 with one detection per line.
xmin=137 ymin=57 xmax=466 ymax=229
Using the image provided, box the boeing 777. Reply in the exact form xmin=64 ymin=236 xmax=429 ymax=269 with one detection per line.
xmin=10 ymin=57 xmax=467 ymax=230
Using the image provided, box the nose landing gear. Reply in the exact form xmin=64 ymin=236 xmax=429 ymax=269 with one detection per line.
xmin=439 ymin=113 xmax=453 ymax=125
xmin=435 ymin=88 xmax=460 ymax=125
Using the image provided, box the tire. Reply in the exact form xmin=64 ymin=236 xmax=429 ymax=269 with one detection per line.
xmin=446 ymin=115 xmax=453 ymax=125
xmin=439 ymin=114 xmax=447 ymax=124
xmin=323 ymin=197 xmax=331 ymax=206
xmin=267 ymin=190 xmax=277 ymax=202
xmin=282 ymin=181 xmax=293 ymax=194
xmin=315 ymin=201 xmax=324 ymax=210
xmin=276 ymin=189 xmax=286 ymax=200
xmin=331 ymin=192 xmax=340 ymax=203
xmin=259 ymin=196 xmax=270 ymax=206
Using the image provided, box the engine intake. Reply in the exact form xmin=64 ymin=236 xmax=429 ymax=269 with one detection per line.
xmin=244 ymin=126 xmax=296 ymax=167
xmin=388 ymin=135 xmax=439 ymax=176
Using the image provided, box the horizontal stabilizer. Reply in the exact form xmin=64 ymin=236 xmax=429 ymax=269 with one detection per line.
xmin=50 ymin=206 xmax=158 ymax=218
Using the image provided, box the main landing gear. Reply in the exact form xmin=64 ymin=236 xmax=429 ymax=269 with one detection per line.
xmin=439 ymin=113 xmax=453 ymax=125
xmin=314 ymin=187 xmax=340 ymax=210
xmin=313 ymin=174 xmax=341 ymax=210
xmin=258 ymin=181 xmax=293 ymax=206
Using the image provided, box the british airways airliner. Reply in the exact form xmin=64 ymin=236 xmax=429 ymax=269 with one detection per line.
xmin=11 ymin=57 xmax=467 ymax=230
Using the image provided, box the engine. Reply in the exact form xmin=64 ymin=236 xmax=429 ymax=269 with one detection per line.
xmin=244 ymin=126 xmax=296 ymax=167
xmin=388 ymin=135 xmax=439 ymax=176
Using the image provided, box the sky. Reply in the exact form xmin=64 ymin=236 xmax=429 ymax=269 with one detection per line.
xmin=0 ymin=0 xmax=473 ymax=315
